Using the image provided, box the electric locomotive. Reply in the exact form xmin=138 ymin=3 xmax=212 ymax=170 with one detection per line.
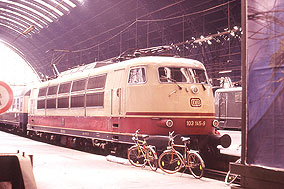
xmin=26 ymin=56 xmax=230 ymax=153
xmin=215 ymin=87 xmax=242 ymax=130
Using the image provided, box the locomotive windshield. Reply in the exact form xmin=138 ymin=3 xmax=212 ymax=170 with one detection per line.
xmin=158 ymin=67 xmax=208 ymax=84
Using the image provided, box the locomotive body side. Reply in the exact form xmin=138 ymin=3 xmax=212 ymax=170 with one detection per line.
xmin=27 ymin=56 xmax=229 ymax=151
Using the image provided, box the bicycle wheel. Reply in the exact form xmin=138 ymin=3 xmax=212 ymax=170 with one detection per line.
xmin=187 ymin=153 xmax=204 ymax=179
xmin=158 ymin=151 xmax=183 ymax=174
xmin=128 ymin=146 xmax=146 ymax=167
xmin=225 ymin=171 xmax=239 ymax=185
xmin=147 ymin=147 xmax=158 ymax=171
xmin=225 ymin=159 xmax=241 ymax=185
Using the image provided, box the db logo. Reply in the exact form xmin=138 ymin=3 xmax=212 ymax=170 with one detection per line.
xmin=190 ymin=98 xmax=201 ymax=107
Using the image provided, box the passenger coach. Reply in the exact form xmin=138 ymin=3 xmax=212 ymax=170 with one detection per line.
xmin=0 ymin=87 xmax=30 ymax=133
xmin=27 ymin=56 xmax=230 ymax=153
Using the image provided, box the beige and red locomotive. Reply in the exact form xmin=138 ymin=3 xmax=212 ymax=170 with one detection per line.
xmin=27 ymin=56 xmax=230 ymax=152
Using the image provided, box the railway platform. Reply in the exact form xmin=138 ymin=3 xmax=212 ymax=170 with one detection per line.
xmin=0 ymin=131 xmax=231 ymax=189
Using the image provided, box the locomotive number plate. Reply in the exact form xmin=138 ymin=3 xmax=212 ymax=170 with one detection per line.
xmin=186 ymin=120 xmax=206 ymax=127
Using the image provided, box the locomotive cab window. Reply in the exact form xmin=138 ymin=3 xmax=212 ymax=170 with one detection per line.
xmin=158 ymin=67 xmax=208 ymax=84
xmin=128 ymin=67 xmax=146 ymax=84
xmin=192 ymin=69 xmax=208 ymax=84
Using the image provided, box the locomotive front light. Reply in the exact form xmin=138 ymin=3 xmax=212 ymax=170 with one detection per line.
xmin=156 ymin=119 xmax=174 ymax=128
xmin=166 ymin=119 xmax=174 ymax=128
xmin=191 ymin=86 xmax=199 ymax=94
xmin=212 ymin=120 xmax=219 ymax=128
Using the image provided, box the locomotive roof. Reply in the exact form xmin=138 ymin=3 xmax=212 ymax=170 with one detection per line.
xmin=120 ymin=56 xmax=205 ymax=68
xmin=60 ymin=56 xmax=205 ymax=76
xmin=40 ymin=56 xmax=206 ymax=87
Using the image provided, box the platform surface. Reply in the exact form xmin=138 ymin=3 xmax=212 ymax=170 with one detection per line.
xmin=0 ymin=131 xmax=230 ymax=189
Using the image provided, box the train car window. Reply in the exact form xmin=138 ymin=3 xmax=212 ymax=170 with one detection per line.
xmin=16 ymin=98 xmax=20 ymax=110
xmin=20 ymin=98 xmax=23 ymax=111
xmin=38 ymin=87 xmax=47 ymax=97
xmin=12 ymin=99 xmax=16 ymax=110
xmin=71 ymin=95 xmax=85 ymax=108
xmin=37 ymin=99 xmax=46 ymax=109
xmin=192 ymin=69 xmax=208 ymax=84
xmin=46 ymin=98 xmax=56 ymax=109
xmin=47 ymin=85 xmax=58 ymax=95
xmin=59 ymin=82 xmax=71 ymax=94
xmin=86 ymin=92 xmax=104 ymax=107
xmin=128 ymin=67 xmax=146 ymax=84
xmin=72 ymin=79 xmax=87 ymax=92
xmin=87 ymin=74 xmax=107 ymax=90
xmin=58 ymin=97 xmax=69 ymax=108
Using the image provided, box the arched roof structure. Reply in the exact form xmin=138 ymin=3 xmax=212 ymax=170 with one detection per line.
xmin=0 ymin=0 xmax=241 ymax=84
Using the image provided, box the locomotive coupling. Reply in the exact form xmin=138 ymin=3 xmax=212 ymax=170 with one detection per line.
xmin=209 ymin=133 xmax=231 ymax=148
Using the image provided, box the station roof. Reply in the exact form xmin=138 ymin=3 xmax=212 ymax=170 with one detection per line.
xmin=0 ymin=0 xmax=241 ymax=82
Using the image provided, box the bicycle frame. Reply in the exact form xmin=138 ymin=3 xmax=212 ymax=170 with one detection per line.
xmin=159 ymin=131 xmax=205 ymax=175
xmin=134 ymin=138 xmax=149 ymax=162
xmin=128 ymin=129 xmax=158 ymax=170
xmin=167 ymin=141 xmax=190 ymax=169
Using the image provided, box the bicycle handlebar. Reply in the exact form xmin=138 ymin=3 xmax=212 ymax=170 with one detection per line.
xmin=169 ymin=131 xmax=174 ymax=138
xmin=168 ymin=131 xmax=175 ymax=146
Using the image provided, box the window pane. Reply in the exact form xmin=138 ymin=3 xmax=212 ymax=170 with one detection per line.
xmin=158 ymin=67 xmax=189 ymax=83
xmin=87 ymin=74 xmax=107 ymax=90
xmin=46 ymin=98 xmax=56 ymax=109
xmin=58 ymin=97 xmax=69 ymax=108
xmin=59 ymin=82 xmax=71 ymax=94
xmin=37 ymin=99 xmax=45 ymax=109
xmin=86 ymin=92 xmax=104 ymax=107
xmin=72 ymin=79 xmax=86 ymax=92
xmin=47 ymin=85 xmax=58 ymax=95
xmin=128 ymin=67 xmax=146 ymax=84
xmin=192 ymin=69 xmax=208 ymax=83
xmin=71 ymin=95 xmax=85 ymax=108
xmin=38 ymin=87 xmax=47 ymax=97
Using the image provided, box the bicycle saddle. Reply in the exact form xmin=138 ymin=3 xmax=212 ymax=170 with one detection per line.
xmin=181 ymin=136 xmax=190 ymax=143
xmin=142 ymin=135 xmax=149 ymax=140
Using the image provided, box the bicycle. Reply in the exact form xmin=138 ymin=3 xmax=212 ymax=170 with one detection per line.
xmin=225 ymin=158 xmax=241 ymax=185
xmin=158 ymin=131 xmax=205 ymax=178
xmin=127 ymin=129 xmax=158 ymax=171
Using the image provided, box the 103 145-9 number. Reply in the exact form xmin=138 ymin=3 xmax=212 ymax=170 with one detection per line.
xmin=186 ymin=120 xmax=206 ymax=127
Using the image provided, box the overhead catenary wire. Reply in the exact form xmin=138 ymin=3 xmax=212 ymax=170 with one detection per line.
xmin=51 ymin=0 xmax=238 ymax=54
